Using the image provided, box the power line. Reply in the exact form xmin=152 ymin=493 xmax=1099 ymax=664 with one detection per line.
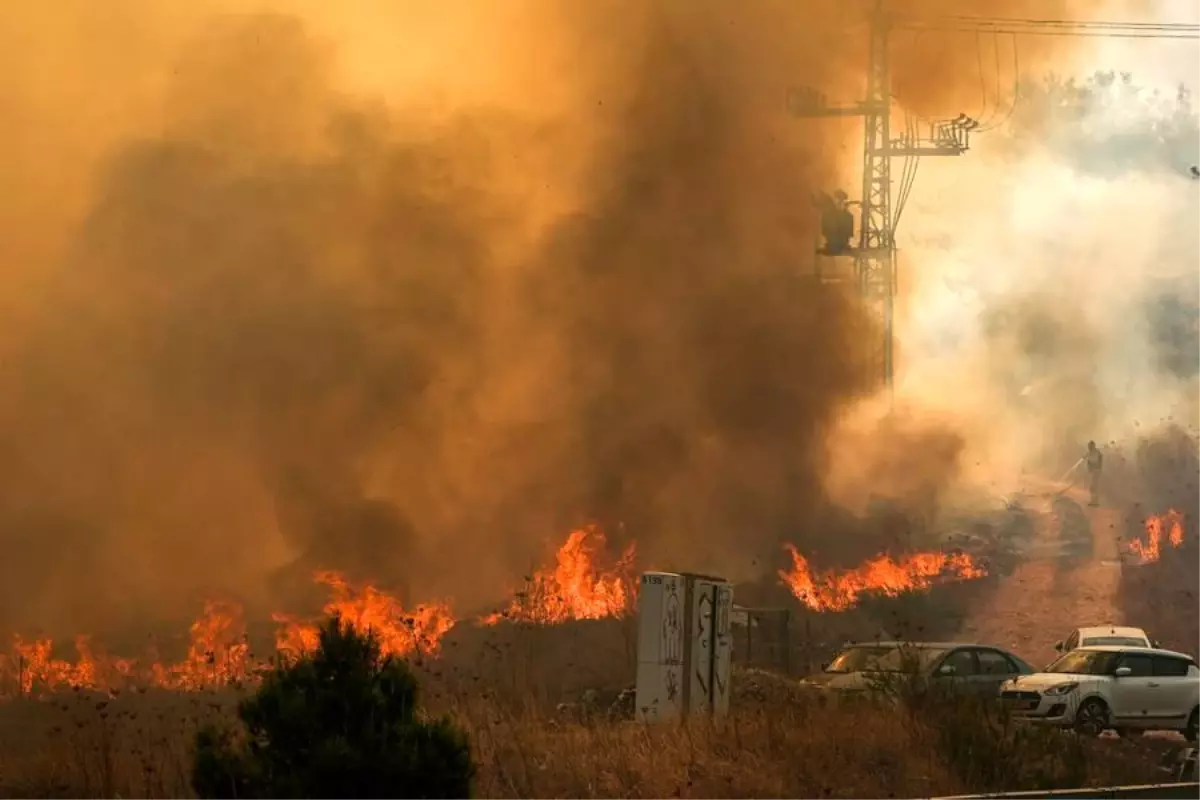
xmin=891 ymin=111 xmax=921 ymax=232
xmin=974 ymin=31 xmax=994 ymax=127
xmin=926 ymin=15 xmax=1198 ymax=30
xmin=899 ymin=22 xmax=1198 ymax=39
xmin=897 ymin=15 xmax=1200 ymax=39
xmin=976 ymin=34 xmax=1019 ymax=134
xmin=898 ymin=12 xmax=1191 ymax=134
xmin=790 ymin=5 xmax=1195 ymax=392
xmin=985 ymin=30 xmax=1003 ymax=128
xmin=902 ymin=28 xmax=1198 ymax=40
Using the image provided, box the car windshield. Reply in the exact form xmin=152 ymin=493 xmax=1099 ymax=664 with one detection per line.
xmin=1046 ymin=650 xmax=1119 ymax=675
xmin=826 ymin=645 xmax=947 ymax=674
xmin=1080 ymin=636 xmax=1146 ymax=648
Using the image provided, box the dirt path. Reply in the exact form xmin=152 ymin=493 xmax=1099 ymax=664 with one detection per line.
xmin=957 ymin=489 xmax=1124 ymax=668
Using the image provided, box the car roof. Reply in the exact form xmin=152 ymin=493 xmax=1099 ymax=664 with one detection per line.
xmin=1076 ymin=645 xmax=1193 ymax=659
xmin=1076 ymin=625 xmax=1148 ymax=638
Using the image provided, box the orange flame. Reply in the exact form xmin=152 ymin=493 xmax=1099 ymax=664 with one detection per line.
xmin=778 ymin=544 xmax=987 ymax=612
xmin=150 ymin=600 xmax=253 ymax=690
xmin=484 ymin=526 xmax=636 ymax=624
xmin=0 ymin=526 xmax=645 ymax=697
xmin=273 ymin=571 xmax=456 ymax=660
xmin=3 ymin=635 xmax=126 ymax=694
xmin=0 ymin=573 xmax=455 ymax=697
xmin=1128 ymin=509 xmax=1185 ymax=563
xmin=3 ymin=601 xmax=249 ymax=695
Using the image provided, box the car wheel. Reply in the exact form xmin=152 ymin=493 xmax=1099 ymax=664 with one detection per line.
xmin=1187 ymin=708 xmax=1198 ymax=744
xmin=1075 ymin=698 xmax=1109 ymax=737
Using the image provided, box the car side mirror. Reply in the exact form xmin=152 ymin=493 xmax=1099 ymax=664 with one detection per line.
xmin=1054 ymin=641 xmax=1065 ymax=651
xmin=938 ymin=664 xmax=956 ymax=676
xmin=1152 ymin=640 xmax=1161 ymax=649
xmin=1114 ymin=666 xmax=1132 ymax=678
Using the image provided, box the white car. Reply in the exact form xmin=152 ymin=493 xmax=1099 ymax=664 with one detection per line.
xmin=1000 ymin=645 xmax=1199 ymax=740
xmin=1054 ymin=625 xmax=1157 ymax=654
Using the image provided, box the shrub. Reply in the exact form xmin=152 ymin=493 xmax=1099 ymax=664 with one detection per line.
xmin=926 ymin=690 xmax=1087 ymax=792
xmin=868 ymin=655 xmax=1088 ymax=793
xmin=192 ymin=616 xmax=475 ymax=798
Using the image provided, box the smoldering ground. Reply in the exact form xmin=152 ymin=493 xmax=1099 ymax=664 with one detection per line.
xmin=0 ymin=1 xmax=1084 ymax=639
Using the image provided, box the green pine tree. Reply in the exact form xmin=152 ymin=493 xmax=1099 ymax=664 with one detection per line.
xmin=192 ymin=615 xmax=474 ymax=799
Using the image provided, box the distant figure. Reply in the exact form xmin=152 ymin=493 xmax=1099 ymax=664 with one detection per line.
xmin=1085 ymin=440 xmax=1103 ymax=507
xmin=1190 ymin=165 xmax=1199 ymax=179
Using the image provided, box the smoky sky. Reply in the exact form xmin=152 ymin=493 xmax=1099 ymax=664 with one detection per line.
xmin=0 ymin=1 xmax=1084 ymax=636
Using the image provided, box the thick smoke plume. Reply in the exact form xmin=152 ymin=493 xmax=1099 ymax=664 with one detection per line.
xmin=0 ymin=0 xmax=1083 ymax=638
xmin=883 ymin=48 xmax=1199 ymax=508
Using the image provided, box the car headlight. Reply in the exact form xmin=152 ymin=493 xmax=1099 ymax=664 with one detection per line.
xmin=1044 ymin=682 xmax=1079 ymax=696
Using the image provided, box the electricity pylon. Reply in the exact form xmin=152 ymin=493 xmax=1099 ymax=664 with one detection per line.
xmin=787 ymin=0 xmax=977 ymax=392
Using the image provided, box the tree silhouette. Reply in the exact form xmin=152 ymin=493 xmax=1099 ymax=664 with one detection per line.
xmin=192 ymin=616 xmax=474 ymax=799
xmin=998 ymin=69 xmax=1199 ymax=176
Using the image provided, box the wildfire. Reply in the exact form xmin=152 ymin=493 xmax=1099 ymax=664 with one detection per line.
xmin=1128 ymin=509 xmax=1186 ymax=563
xmin=484 ymin=526 xmax=636 ymax=624
xmin=0 ymin=526 xmax=640 ymax=698
xmin=273 ymin=571 xmax=456 ymax=661
xmin=151 ymin=600 xmax=254 ymax=690
xmin=2 ymin=601 xmax=252 ymax=695
xmin=0 ymin=573 xmax=455 ymax=697
xmin=778 ymin=544 xmax=987 ymax=612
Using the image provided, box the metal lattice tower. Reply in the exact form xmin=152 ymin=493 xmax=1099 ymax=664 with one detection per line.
xmin=787 ymin=0 xmax=974 ymax=393
xmin=856 ymin=0 xmax=896 ymax=389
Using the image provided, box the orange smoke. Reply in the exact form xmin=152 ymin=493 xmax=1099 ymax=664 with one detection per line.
xmin=484 ymin=525 xmax=636 ymax=624
xmin=1128 ymin=509 xmax=1186 ymax=563
xmin=778 ymin=544 xmax=987 ymax=612
xmin=273 ymin=571 xmax=456 ymax=661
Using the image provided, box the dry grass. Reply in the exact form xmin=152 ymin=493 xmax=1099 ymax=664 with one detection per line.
xmin=0 ymin=666 xmax=1177 ymax=799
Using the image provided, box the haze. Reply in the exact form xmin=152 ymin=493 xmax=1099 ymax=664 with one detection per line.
xmin=0 ymin=0 xmax=1185 ymax=641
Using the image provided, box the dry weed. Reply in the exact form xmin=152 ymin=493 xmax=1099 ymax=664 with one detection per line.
xmin=0 ymin=666 xmax=1172 ymax=798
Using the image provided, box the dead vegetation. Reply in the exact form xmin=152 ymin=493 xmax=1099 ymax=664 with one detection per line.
xmin=0 ymin=513 xmax=1188 ymax=799
xmin=0 ymin=661 xmax=1178 ymax=799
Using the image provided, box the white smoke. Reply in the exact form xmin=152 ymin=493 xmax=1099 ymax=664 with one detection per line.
xmin=825 ymin=19 xmax=1198 ymax=507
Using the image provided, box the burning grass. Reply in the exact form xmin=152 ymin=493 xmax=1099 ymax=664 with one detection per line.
xmin=5 ymin=520 xmax=1164 ymax=797
xmin=778 ymin=544 xmax=988 ymax=612
xmin=1127 ymin=509 xmax=1187 ymax=563
xmin=1116 ymin=507 xmax=1197 ymax=657
xmin=481 ymin=526 xmax=638 ymax=625
xmin=0 ymin=524 xmax=996 ymax=698
xmin=0 ymin=527 xmax=628 ymax=698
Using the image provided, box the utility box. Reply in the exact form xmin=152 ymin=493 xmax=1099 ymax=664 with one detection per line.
xmin=635 ymin=571 xmax=733 ymax=722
